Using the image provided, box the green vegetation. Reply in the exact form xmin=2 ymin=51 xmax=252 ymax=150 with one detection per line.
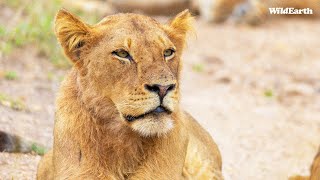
xmin=1 ymin=0 xmax=101 ymax=68
xmin=4 ymin=71 xmax=18 ymax=80
xmin=264 ymin=89 xmax=273 ymax=97
xmin=1 ymin=0 xmax=65 ymax=67
xmin=31 ymin=143 xmax=47 ymax=156
xmin=47 ymin=72 xmax=54 ymax=81
xmin=0 ymin=93 xmax=26 ymax=111
xmin=192 ymin=63 xmax=205 ymax=73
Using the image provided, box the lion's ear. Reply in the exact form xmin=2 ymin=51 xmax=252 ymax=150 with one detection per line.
xmin=163 ymin=9 xmax=194 ymax=50
xmin=55 ymin=9 xmax=91 ymax=63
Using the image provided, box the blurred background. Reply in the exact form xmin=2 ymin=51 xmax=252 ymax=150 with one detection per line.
xmin=0 ymin=0 xmax=319 ymax=179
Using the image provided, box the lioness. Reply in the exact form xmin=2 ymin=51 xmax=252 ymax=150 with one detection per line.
xmin=198 ymin=0 xmax=320 ymax=25
xmin=37 ymin=9 xmax=223 ymax=179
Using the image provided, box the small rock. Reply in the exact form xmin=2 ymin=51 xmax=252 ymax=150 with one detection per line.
xmin=203 ymin=55 xmax=223 ymax=65
xmin=282 ymin=83 xmax=314 ymax=97
xmin=213 ymin=69 xmax=232 ymax=84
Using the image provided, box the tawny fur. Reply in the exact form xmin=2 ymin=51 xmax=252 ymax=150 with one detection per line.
xmin=37 ymin=9 xmax=222 ymax=179
xmin=290 ymin=148 xmax=320 ymax=180
xmin=310 ymin=150 xmax=320 ymax=180
xmin=199 ymin=0 xmax=320 ymax=25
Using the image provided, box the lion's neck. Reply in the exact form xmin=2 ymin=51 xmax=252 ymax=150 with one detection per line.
xmin=57 ymin=69 xmax=159 ymax=177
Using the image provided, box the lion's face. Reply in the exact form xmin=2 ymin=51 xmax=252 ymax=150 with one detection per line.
xmin=55 ymin=10 xmax=193 ymax=137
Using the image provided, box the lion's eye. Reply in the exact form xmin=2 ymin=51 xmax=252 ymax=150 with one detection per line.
xmin=164 ymin=49 xmax=175 ymax=61
xmin=115 ymin=50 xmax=129 ymax=58
xmin=164 ymin=49 xmax=174 ymax=57
xmin=112 ymin=49 xmax=133 ymax=62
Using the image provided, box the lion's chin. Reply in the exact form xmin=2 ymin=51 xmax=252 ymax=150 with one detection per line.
xmin=130 ymin=114 xmax=174 ymax=137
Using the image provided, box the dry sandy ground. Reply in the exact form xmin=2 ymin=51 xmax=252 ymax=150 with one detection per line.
xmin=0 ymin=17 xmax=320 ymax=179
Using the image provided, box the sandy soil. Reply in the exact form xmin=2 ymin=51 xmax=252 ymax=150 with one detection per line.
xmin=0 ymin=17 xmax=320 ymax=179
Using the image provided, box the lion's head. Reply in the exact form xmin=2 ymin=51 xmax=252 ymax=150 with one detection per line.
xmin=55 ymin=9 xmax=193 ymax=137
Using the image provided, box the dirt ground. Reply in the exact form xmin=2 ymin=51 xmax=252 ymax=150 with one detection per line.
xmin=0 ymin=16 xmax=320 ymax=179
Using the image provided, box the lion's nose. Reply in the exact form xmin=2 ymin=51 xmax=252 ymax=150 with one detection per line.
xmin=144 ymin=84 xmax=176 ymax=101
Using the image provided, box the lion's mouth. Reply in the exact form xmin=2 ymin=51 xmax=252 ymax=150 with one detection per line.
xmin=124 ymin=106 xmax=172 ymax=122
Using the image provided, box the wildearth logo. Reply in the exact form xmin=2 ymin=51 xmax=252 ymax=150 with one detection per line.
xmin=269 ymin=7 xmax=313 ymax=15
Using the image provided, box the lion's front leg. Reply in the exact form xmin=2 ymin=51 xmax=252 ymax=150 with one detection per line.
xmin=37 ymin=150 xmax=54 ymax=180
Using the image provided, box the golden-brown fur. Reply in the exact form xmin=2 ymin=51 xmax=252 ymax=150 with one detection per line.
xmin=37 ymin=9 xmax=222 ymax=179
xmin=199 ymin=0 xmax=320 ymax=25
xmin=310 ymin=150 xmax=320 ymax=180
xmin=290 ymin=148 xmax=320 ymax=180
